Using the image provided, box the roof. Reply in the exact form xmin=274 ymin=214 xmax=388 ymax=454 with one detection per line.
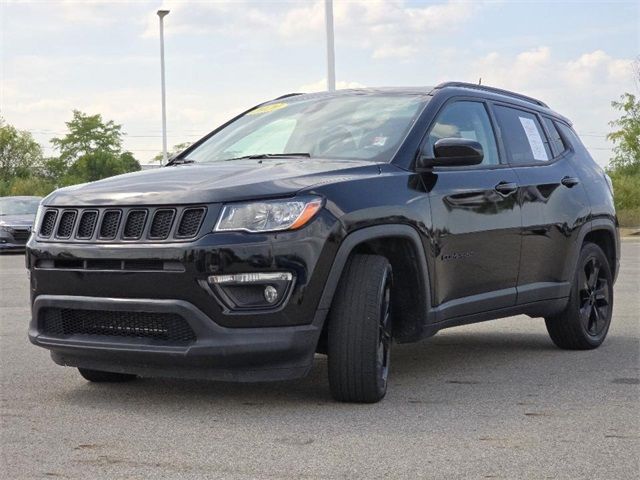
xmin=272 ymin=83 xmax=570 ymax=124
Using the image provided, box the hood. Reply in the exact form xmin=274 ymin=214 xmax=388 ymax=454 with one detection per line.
xmin=0 ymin=214 xmax=36 ymax=227
xmin=44 ymin=159 xmax=382 ymax=206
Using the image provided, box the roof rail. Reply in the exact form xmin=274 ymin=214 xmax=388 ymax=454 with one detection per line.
xmin=274 ymin=93 xmax=304 ymax=100
xmin=433 ymin=82 xmax=548 ymax=108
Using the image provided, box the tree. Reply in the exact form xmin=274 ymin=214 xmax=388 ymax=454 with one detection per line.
xmin=51 ymin=110 xmax=123 ymax=163
xmin=65 ymin=151 xmax=141 ymax=184
xmin=0 ymin=119 xmax=44 ymax=182
xmin=607 ymin=93 xmax=640 ymax=171
xmin=153 ymin=142 xmax=192 ymax=164
xmin=51 ymin=110 xmax=141 ymax=183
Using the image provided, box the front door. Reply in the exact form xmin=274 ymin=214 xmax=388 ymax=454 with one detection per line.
xmin=422 ymin=99 xmax=522 ymax=320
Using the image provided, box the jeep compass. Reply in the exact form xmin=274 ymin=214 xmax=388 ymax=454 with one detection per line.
xmin=27 ymin=82 xmax=619 ymax=403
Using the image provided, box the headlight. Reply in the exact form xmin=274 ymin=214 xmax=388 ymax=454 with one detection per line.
xmin=214 ymin=197 xmax=323 ymax=233
xmin=0 ymin=225 xmax=11 ymax=233
xmin=31 ymin=204 xmax=45 ymax=238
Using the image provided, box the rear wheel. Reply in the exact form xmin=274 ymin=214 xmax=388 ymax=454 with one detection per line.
xmin=327 ymin=254 xmax=392 ymax=403
xmin=545 ymin=242 xmax=613 ymax=350
xmin=78 ymin=368 xmax=137 ymax=383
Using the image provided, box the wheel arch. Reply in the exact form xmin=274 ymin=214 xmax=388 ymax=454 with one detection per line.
xmin=317 ymin=225 xmax=430 ymax=345
xmin=580 ymin=219 xmax=619 ymax=282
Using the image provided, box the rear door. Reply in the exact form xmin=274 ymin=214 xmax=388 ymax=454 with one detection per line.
xmin=491 ymin=104 xmax=590 ymax=304
xmin=422 ymin=99 xmax=522 ymax=320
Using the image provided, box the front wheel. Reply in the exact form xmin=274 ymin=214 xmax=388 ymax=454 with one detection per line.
xmin=545 ymin=242 xmax=613 ymax=350
xmin=327 ymin=254 xmax=392 ymax=403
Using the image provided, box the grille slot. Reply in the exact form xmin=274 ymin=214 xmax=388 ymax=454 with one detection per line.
xmin=177 ymin=208 xmax=206 ymax=238
xmin=99 ymin=210 xmax=121 ymax=239
xmin=86 ymin=259 xmax=122 ymax=270
xmin=124 ymin=259 xmax=165 ymax=271
xmin=149 ymin=209 xmax=175 ymax=239
xmin=40 ymin=308 xmax=196 ymax=343
xmin=40 ymin=210 xmax=57 ymax=237
xmin=56 ymin=210 xmax=77 ymax=238
xmin=76 ymin=211 xmax=98 ymax=239
xmin=123 ymin=210 xmax=147 ymax=239
xmin=12 ymin=229 xmax=31 ymax=241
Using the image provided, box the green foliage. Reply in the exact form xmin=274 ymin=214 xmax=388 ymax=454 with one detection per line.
xmin=0 ymin=112 xmax=141 ymax=198
xmin=617 ymin=208 xmax=640 ymax=228
xmin=0 ymin=119 xmax=44 ymax=182
xmin=7 ymin=176 xmax=56 ymax=197
xmin=51 ymin=110 xmax=123 ymax=163
xmin=606 ymin=90 xmax=640 ymax=227
xmin=607 ymin=93 xmax=640 ymax=170
xmin=64 ymin=151 xmax=141 ymax=184
xmin=50 ymin=110 xmax=140 ymax=183
xmin=153 ymin=142 xmax=192 ymax=163
xmin=608 ymin=163 xmax=640 ymax=227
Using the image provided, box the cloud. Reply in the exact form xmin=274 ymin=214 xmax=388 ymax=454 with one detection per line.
xmin=470 ymin=47 xmax=636 ymax=165
xmin=140 ymin=0 xmax=490 ymax=60
xmin=297 ymin=79 xmax=367 ymax=93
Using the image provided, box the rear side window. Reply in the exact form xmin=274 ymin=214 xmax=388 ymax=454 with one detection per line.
xmin=494 ymin=105 xmax=552 ymax=164
xmin=542 ymin=117 xmax=566 ymax=156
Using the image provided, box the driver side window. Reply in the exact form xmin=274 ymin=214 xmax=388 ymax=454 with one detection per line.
xmin=427 ymin=101 xmax=499 ymax=165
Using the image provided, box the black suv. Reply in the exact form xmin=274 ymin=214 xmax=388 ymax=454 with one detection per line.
xmin=27 ymin=82 xmax=619 ymax=403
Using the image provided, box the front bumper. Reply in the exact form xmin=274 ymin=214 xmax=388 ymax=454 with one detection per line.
xmin=0 ymin=237 xmax=28 ymax=251
xmin=26 ymin=211 xmax=339 ymax=380
xmin=29 ymin=295 xmax=325 ymax=381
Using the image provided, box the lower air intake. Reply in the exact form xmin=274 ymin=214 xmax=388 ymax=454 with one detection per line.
xmin=40 ymin=308 xmax=196 ymax=344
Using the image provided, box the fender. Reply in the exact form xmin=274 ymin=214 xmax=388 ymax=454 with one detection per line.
xmin=317 ymin=224 xmax=431 ymax=317
xmin=560 ymin=217 xmax=619 ymax=291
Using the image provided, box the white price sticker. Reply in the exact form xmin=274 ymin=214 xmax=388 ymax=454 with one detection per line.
xmin=519 ymin=117 xmax=548 ymax=161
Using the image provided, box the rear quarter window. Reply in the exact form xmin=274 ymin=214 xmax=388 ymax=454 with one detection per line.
xmin=542 ymin=117 xmax=566 ymax=157
xmin=494 ymin=105 xmax=552 ymax=164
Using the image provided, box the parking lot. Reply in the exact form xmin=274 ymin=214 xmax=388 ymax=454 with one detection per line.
xmin=1 ymin=242 xmax=638 ymax=479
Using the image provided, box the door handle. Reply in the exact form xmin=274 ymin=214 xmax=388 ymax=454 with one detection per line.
xmin=561 ymin=176 xmax=580 ymax=188
xmin=494 ymin=182 xmax=518 ymax=196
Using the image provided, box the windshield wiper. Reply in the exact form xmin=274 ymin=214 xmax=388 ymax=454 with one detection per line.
xmin=221 ymin=153 xmax=311 ymax=162
xmin=166 ymin=158 xmax=196 ymax=166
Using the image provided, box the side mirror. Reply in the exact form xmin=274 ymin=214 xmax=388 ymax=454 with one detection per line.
xmin=415 ymin=138 xmax=484 ymax=171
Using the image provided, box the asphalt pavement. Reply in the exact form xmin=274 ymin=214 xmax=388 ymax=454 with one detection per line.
xmin=1 ymin=242 xmax=638 ymax=479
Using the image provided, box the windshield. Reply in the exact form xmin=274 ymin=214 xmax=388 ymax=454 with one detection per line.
xmin=185 ymin=93 xmax=427 ymax=164
xmin=0 ymin=197 xmax=41 ymax=216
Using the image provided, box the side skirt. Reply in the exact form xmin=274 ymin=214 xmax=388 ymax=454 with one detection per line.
xmin=397 ymin=297 xmax=568 ymax=343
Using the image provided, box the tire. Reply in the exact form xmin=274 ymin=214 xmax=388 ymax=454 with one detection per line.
xmin=327 ymin=254 xmax=392 ymax=403
xmin=545 ymin=242 xmax=613 ymax=350
xmin=78 ymin=368 xmax=137 ymax=383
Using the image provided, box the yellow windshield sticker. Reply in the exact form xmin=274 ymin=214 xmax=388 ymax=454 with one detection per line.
xmin=248 ymin=102 xmax=288 ymax=115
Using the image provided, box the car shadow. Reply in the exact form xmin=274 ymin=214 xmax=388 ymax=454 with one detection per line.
xmin=57 ymin=324 xmax=630 ymax=413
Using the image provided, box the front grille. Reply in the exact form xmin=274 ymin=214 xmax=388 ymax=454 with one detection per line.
xmin=56 ymin=210 xmax=77 ymax=238
xmin=77 ymin=211 xmax=98 ymax=239
xmin=35 ymin=258 xmax=184 ymax=272
xmin=12 ymin=229 xmax=30 ymax=241
xmin=177 ymin=208 xmax=206 ymax=238
xmin=40 ymin=308 xmax=196 ymax=344
xmin=36 ymin=205 xmax=211 ymax=243
xmin=99 ymin=210 xmax=121 ymax=239
xmin=40 ymin=210 xmax=57 ymax=237
xmin=149 ymin=209 xmax=175 ymax=239
xmin=123 ymin=210 xmax=147 ymax=239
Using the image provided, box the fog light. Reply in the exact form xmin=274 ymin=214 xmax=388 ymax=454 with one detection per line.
xmin=206 ymin=272 xmax=294 ymax=311
xmin=264 ymin=285 xmax=278 ymax=304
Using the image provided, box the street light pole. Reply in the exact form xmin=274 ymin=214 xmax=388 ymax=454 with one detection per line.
xmin=157 ymin=10 xmax=170 ymax=165
xmin=324 ymin=0 xmax=335 ymax=91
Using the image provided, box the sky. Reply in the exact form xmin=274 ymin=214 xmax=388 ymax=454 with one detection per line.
xmin=1 ymin=0 xmax=639 ymax=166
